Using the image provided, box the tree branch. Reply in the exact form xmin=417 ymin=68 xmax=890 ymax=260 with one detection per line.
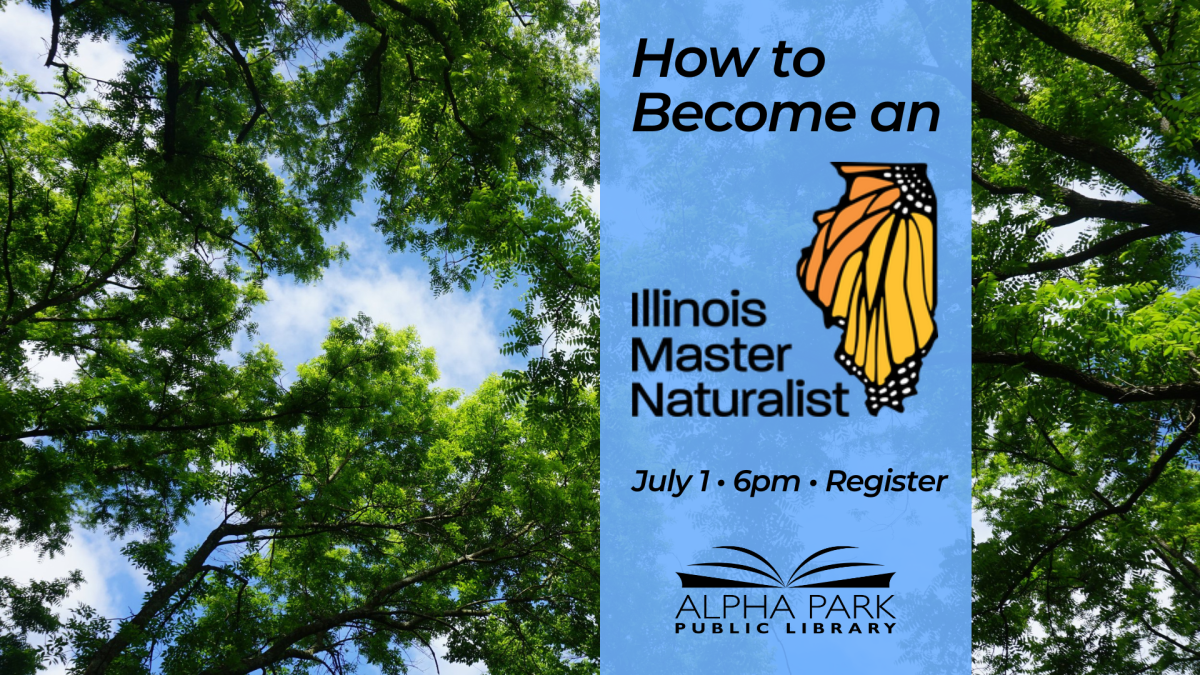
xmin=506 ymin=0 xmax=530 ymax=28
xmin=973 ymin=81 xmax=1200 ymax=215
xmin=1132 ymin=0 xmax=1167 ymax=57
xmin=45 ymin=167 xmax=92 ymax=300
xmin=159 ymin=194 xmax=267 ymax=272
xmin=199 ymin=524 xmax=535 ymax=675
xmin=973 ymin=351 xmax=1200 ymax=403
xmin=200 ymin=11 xmax=268 ymax=144
xmin=163 ymin=0 xmax=192 ymax=162
xmin=374 ymin=0 xmax=481 ymax=142
xmin=981 ymin=0 xmax=1159 ymax=100
xmin=0 ymin=222 xmax=140 ymax=334
xmin=1149 ymin=544 xmax=1200 ymax=602
xmin=5 ymin=337 xmax=403 ymax=442
xmin=972 ymin=170 xmax=1030 ymax=196
xmin=0 ymin=139 xmax=15 ymax=319
xmin=45 ymin=0 xmax=66 ymax=68
xmin=988 ymin=222 xmax=1193 ymax=282
xmin=0 ymin=400 xmax=376 ymax=443
xmin=972 ymin=170 xmax=1181 ymax=228
xmin=981 ymin=404 xmax=1200 ymax=616
xmin=81 ymin=520 xmax=264 ymax=675
xmin=330 ymin=0 xmax=381 ymax=29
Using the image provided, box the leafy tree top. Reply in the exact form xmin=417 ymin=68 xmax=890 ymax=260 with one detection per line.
xmin=0 ymin=0 xmax=600 ymax=671
xmin=973 ymin=1 xmax=1200 ymax=672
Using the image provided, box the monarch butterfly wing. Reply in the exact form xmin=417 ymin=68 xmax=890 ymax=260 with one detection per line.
xmin=848 ymin=209 xmax=937 ymax=414
xmin=798 ymin=171 xmax=902 ymax=325
xmin=797 ymin=164 xmax=938 ymax=415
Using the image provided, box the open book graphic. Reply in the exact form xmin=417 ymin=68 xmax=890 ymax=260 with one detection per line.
xmin=677 ymin=546 xmax=894 ymax=588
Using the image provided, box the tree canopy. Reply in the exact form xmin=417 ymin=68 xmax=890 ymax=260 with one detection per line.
xmin=0 ymin=0 xmax=599 ymax=672
xmin=973 ymin=0 xmax=1200 ymax=672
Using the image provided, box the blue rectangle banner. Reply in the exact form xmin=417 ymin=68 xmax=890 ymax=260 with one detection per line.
xmin=599 ymin=1 xmax=971 ymax=672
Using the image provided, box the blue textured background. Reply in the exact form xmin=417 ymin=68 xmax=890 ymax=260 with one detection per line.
xmin=599 ymin=0 xmax=971 ymax=672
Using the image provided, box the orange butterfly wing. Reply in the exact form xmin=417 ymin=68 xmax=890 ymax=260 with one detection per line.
xmin=797 ymin=163 xmax=937 ymax=415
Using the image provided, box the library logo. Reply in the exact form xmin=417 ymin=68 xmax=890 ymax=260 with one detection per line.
xmin=677 ymin=545 xmax=895 ymax=589
xmin=673 ymin=545 xmax=900 ymax=636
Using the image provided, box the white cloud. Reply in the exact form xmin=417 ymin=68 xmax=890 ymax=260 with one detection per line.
xmin=0 ymin=3 xmax=126 ymax=99
xmin=549 ymin=178 xmax=599 ymax=216
xmin=22 ymin=343 xmax=79 ymax=387
xmin=405 ymin=637 xmax=488 ymax=675
xmin=0 ymin=529 xmax=123 ymax=616
xmin=0 ymin=525 xmax=148 ymax=675
xmin=250 ymin=248 xmax=512 ymax=393
xmin=972 ymin=501 xmax=993 ymax=544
